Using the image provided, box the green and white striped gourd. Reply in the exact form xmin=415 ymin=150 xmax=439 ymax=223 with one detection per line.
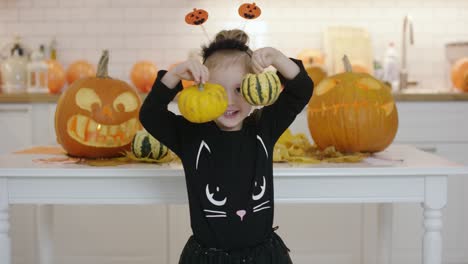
xmin=240 ymin=71 xmax=281 ymax=106
xmin=131 ymin=130 xmax=168 ymax=161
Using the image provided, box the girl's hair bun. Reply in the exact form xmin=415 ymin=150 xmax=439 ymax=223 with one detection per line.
xmin=202 ymin=29 xmax=251 ymax=62
xmin=214 ymin=29 xmax=249 ymax=45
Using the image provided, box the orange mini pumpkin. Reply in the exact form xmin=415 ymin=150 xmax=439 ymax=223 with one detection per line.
xmin=55 ymin=50 xmax=142 ymax=158
xmin=66 ymin=60 xmax=96 ymax=85
xmin=185 ymin=8 xmax=209 ymax=25
xmin=307 ymin=55 xmax=398 ymax=153
xmin=451 ymin=57 xmax=468 ymax=92
xmin=46 ymin=60 xmax=66 ymax=94
xmin=130 ymin=61 xmax=158 ymax=93
xmin=297 ymin=49 xmax=325 ymax=68
xmin=238 ymin=2 xmax=261 ymax=19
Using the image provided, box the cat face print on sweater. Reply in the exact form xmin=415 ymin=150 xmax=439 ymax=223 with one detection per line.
xmin=195 ymin=136 xmax=271 ymax=222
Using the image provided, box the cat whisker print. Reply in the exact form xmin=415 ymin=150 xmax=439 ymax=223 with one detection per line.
xmin=204 ymin=209 xmax=227 ymax=218
xmin=253 ymin=200 xmax=271 ymax=213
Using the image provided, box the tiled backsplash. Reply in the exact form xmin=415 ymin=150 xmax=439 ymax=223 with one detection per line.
xmin=0 ymin=0 xmax=467 ymax=89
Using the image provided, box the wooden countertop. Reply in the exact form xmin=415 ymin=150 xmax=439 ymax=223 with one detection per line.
xmin=1 ymin=91 xmax=468 ymax=103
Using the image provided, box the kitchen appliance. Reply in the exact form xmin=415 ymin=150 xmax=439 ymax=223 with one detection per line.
xmin=1 ymin=44 xmax=28 ymax=93
xmin=27 ymin=45 xmax=49 ymax=93
xmin=323 ymin=26 xmax=374 ymax=75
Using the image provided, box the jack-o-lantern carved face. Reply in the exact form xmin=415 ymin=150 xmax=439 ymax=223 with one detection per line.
xmin=238 ymin=2 xmax=261 ymax=19
xmin=55 ymin=51 xmax=141 ymax=158
xmin=307 ymin=56 xmax=398 ymax=154
xmin=185 ymin=8 xmax=209 ymax=25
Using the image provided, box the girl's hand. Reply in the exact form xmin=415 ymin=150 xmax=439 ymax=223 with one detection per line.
xmin=162 ymin=59 xmax=209 ymax=89
xmin=251 ymin=47 xmax=282 ymax=74
xmin=252 ymin=47 xmax=300 ymax=79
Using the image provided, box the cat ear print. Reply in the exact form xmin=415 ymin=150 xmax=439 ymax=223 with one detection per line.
xmin=238 ymin=2 xmax=262 ymax=20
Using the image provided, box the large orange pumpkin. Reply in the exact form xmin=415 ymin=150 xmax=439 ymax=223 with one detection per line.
xmin=66 ymin=60 xmax=96 ymax=85
xmin=46 ymin=60 xmax=66 ymax=94
xmin=130 ymin=61 xmax=158 ymax=93
xmin=307 ymin=55 xmax=398 ymax=153
xmin=55 ymin=50 xmax=142 ymax=158
xmin=451 ymin=57 xmax=468 ymax=92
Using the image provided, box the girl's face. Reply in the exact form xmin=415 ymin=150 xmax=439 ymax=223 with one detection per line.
xmin=209 ymin=62 xmax=252 ymax=131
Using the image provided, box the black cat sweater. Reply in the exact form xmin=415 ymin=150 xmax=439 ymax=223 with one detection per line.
xmin=139 ymin=58 xmax=313 ymax=250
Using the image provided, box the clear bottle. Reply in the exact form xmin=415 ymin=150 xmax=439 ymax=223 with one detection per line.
xmin=50 ymin=37 xmax=57 ymax=60
xmin=382 ymin=42 xmax=400 ymax=92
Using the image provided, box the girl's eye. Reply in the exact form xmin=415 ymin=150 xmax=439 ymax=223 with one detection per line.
xmin=235 ymin=87 xmax=241 ymax=94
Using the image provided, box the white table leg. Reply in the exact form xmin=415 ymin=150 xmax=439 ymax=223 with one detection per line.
xmin=377 ymin=203 xmax=393 ymax=264
xmin=0 ymin=178 xmax=11 ymax=264
xmin=422 ymin=176 xmax=447 ymax=264
xmin=35 ymin=205 xmax=54 ymax=264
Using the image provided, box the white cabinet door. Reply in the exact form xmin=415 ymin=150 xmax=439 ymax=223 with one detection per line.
xmin=395 ymin=102 xmax=468 ymax=143
xmin=0 ymin=104 xmax=32 ymax=155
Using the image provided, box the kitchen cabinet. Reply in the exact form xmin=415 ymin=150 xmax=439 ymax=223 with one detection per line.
xmin=0 ymin=103 xmax=56 ymax=155
xmin=0 ymin=105 xmax=33 ymax=154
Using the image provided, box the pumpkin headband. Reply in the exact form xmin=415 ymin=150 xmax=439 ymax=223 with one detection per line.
xmin=185 ymin=2 xmax=262 ymax=47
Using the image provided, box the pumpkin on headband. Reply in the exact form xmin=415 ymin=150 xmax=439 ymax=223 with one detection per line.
xmin=238 ymin=2 xmax=261 ymax=19
xmin=185 ymin=8 xmax=209 ymax=25
xmin=55 ymin=50 xmax=142 ymax=158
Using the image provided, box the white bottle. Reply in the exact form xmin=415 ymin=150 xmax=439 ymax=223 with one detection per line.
xmin=382 ymin=42 xmax=400 ymax=92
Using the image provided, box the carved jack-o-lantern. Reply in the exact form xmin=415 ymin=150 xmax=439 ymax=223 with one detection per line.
xmin=238 ymin=2 xmax=261 ymax=19
xmin=307 ymin=56 xmax=398 ymax=153
xmin=55 ymin=50 xmax=142 ymax=158
xmin=185 ymin=8 xmax=209 ymax=25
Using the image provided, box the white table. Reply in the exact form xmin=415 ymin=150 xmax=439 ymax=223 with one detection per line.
xmin=0 ymin=144 xmax=467 ymax=264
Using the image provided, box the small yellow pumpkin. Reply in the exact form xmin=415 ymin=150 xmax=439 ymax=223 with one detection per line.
xmin=178 ymin=83 xmax=228 ymax=123
xmin=240 ymin=71 xmax=281 ymax=106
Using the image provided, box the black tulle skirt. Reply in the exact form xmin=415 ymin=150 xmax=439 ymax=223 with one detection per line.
xmin=178 ymin=228 xmax=293 ymax=264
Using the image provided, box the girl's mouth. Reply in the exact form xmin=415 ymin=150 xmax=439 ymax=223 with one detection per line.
xmin=223 ymin=110 xmax=239 ymax=119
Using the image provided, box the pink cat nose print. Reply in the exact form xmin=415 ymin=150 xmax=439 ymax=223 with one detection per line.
xmin=236 ymin=210 xmax=246 ymax=221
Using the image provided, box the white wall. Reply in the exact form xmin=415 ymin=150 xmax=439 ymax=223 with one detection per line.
xmin=1 ymin=0 xmax=467 ymax=90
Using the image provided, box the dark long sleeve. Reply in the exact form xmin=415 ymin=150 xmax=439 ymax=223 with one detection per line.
xmin=139 ymin=70 xmax=190 ymax=157
xmin=255 ymin=58 xmax=314 ymax=144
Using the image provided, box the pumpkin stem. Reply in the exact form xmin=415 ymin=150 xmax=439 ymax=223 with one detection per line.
xmin=342 ymin=55 xmax=353 ymax=72
xmin=97 ymin=50 xmax=109 ymax=78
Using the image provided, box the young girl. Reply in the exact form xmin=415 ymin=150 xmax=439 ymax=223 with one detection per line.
xmin=139 ymin=29 xmax=313 ymax=264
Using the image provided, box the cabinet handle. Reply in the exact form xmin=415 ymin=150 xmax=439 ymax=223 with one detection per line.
xmin=418 ymin=147 xmax=437 ymax=153
xmin=0 ymin=108 xmax=30 ymax=113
